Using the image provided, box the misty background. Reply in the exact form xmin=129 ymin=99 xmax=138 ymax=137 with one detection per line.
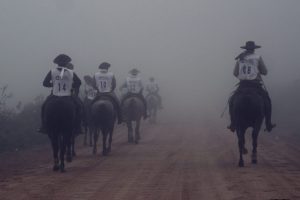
xmin=0 ymin=0 xmax=300 ymax=127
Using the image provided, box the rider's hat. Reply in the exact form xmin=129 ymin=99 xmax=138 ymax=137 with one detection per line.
xmin=53 ymin=54 xmax=71 ymax=66
xmin=240 ymin=41 xmax=261 ymax=50
xmin=99 ymin=62 xmax=111 ymax=69
xmin=129 ymin=68 xmax=140 ymax=75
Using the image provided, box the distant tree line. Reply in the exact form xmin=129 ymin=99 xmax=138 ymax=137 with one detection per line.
xmin=0 ymin=85 xmax=48 ymax=152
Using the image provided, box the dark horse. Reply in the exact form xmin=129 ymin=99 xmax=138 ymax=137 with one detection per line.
xmin=146 ymin=94 xmax=159 ymax=124
xmin=44 ymin=96 xmax=76 ymax=172
xmin=122 ymin=96 xmax=144 ymax=144
xmin=90 ymin=97 xmax=116 ymax=156
xmin=233 ymin=86 xmax=264 ymax=167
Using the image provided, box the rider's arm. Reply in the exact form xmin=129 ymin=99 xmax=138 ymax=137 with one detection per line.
xmin=233 ymin=61 xmax=239 ymax=77
xmin=43 ymin=71 xmax=53 ymax=88
xmin=72 ymin=73 xmax=82 ymax=96
xmin=258 ymin=57 xmax=268 ymax=76
xmin=92 ymin=76 xmax=98 ymax=90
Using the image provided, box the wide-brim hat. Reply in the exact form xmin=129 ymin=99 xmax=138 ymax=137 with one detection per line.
xmin=129 ymin=68 xmax=140 ymax=74
xmin=66 ymin=62 xmax=74 ymax=70
xmin=99 ymin=62 xmax=111 ymax=69
xmin=53 ymin=54 xmax=71 ymax=66
xmin=240 ymin=41 xmax=261 ymax=50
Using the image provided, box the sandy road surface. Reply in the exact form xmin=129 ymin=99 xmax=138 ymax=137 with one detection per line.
xmin=0 ymin=122 xmax=300 ymax=200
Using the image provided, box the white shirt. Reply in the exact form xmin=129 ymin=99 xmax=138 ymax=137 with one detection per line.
xmin=94 ymin=69 xmax=114 ymax=93
xmin=126 ymin=75 xmax=143 ymax=94
xmin=51 ymin=67 xmax=73 ymax=96
xmin=237 ymin=53 xmax=260 ymax=80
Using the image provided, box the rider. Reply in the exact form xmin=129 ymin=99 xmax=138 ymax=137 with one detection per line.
xmin=145 ymin=77 xmax=163 ymax=109
xmin=120 ymin=68 xmax=148 ymax=119
xmin=228 ymin=41 xmax=276 ymax=132
xmin=38 ymin=54 xmax=82 ymax=133
xmin=93 ymin=62 xmax=122 ymax=124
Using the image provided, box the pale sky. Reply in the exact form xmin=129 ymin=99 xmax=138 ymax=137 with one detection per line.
xmin=0 ymin=0 xmax=299 ymax=116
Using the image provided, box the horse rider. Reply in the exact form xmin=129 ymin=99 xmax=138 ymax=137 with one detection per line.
xmin=92 ymin=62 xmax=122 ymax=124
xmin=38 ymin=54 xmax=82 ymax=133
xmin=120 ymin=68 xmax=148 ymax=119
xmin=146 ymin=77 xmax=163 ymax=109
xmin=228 ymin=41 xmax=276 ymax=132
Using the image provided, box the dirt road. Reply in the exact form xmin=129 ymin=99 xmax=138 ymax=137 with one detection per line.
xmin=0 ymin=122 xmax=300 ymax=200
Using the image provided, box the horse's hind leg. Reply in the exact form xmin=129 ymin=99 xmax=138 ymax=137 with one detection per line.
xmin=108 ymin=126 xmax=114 ymax=153
xmin=251 ymin=128 xmax=260 ymax=164
xmin=127 ymin=122 xmax=134 ymax=143
xmin=102 ymin=130 xmax=108 ymax=156
xmin=237 ymin=130 xmax=245 ymax=167
xmin=89 ymin=127 xmax=93 ymax=147
xmin=72 ymin=135 xmax=76 ymax=157
xmin=50 ymin=134 xmax=59 ymax=171
xmin=135 ymin=120 xmax=141 ymax=144
xmin=93 ymin=128 xmax=99 ymax=155
xmin=66 ymin=134 xmax=72 ymax=163
xmin=60 ymin=135 xmax=68 ymax=172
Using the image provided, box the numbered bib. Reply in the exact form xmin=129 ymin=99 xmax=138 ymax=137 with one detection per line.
xmin=237 ymin=54 xmax=260 ymax=80
xmin=126 ymin=77 xmax=142 ymax=93
xmin=51 ymin=68 xmax=73 ymax=96
xmin=95 ymin=71 xmax=113 ymax=93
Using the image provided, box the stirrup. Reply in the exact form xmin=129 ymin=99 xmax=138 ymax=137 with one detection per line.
xmin=227 ymin=125 xmax=235 ymax=132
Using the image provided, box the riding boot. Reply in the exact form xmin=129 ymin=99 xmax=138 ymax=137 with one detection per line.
xmin=264 ymin=92 xmax=276 ymax=132
xmin=227 ymin=94 xmax=235 ymax=132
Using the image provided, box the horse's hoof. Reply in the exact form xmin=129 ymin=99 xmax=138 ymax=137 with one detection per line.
xmin=53 ymin=165 xmax=59 ymax=171
xmin=66 ymin=155 xmax=72 ymax=163
xmin=102 ymin=151 xmax=108 ymax=156
xmin=238 ymin=161 xmax=244 ymax=167
xmin=135 ymin=140 xmax=139 ymax=144
xmin=252 ymin=159 xmax=257 ymax=164
xmin=60 ymin=165 xmax=65 ymax=173
xmin=243 ymin=148 xmax=248 ymax=155
xmin=72 ymin=152 xmax=76 ymax=157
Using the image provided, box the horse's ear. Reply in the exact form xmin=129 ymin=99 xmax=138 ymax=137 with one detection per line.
xmin=84 ymin=75 xmax=93 ymax=86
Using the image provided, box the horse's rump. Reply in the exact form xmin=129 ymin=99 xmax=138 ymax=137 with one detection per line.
xmin=44 ymin=96 xmax=76 ymax=134
xmin=233 ymin=87 xmax=264 ymax=128
xmin=122 ymin=96 xmax=144 ymax=121
xmin=91 ymin=97 xmax=116 ymax=129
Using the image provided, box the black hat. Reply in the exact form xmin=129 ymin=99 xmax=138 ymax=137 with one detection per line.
xmin=129 ymin=68 xmax=140 ymax=75
xmin=240 ymin=41 xmax=261 ymax=50
xmin=53 ymin=54 xmax=71 ymax=66
xmin=99 ymin=62 xmax=111 ymax=69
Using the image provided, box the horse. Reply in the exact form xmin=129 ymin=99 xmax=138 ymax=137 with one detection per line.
xmin=146 ymin=94 xmax=159 ymax=124
xmin=44 ymin=96 xmax=76 ymax=172
xmin=90 ymin=97 xmax=116 ymax=156
xmin=233 ymin=87 xmax=264 ymax=167
xmin=83 ymin=97 xmax=94 ymax=147
xmin=122 ymin=96 xmax=144 ymax=144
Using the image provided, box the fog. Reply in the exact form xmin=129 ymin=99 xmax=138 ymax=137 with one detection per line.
xmin=1 ymin=0 xmax=300 ymax=123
